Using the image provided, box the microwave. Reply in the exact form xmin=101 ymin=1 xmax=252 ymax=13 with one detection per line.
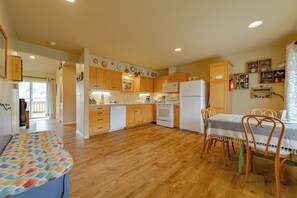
xmin=162 ymin=82 xmax=178 ymax=93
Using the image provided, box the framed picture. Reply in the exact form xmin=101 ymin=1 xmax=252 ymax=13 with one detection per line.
xmin=122 ymin=80 xmax=134 ymax=92
xmin=0 ymin=25 xmax=7 ymax=78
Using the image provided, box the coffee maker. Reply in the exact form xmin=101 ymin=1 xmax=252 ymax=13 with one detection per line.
xmin=145 ymin=96 xmax=151 ymax=103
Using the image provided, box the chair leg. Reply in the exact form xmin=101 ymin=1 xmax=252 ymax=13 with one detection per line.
xmin=250 ymin=152 xmax=254 ymax=172
xmin=214 ymin=140 xmax=217 ymax=147
xmin=280 ymin=158 xmax=287 ymax=185
xmin=232 ymin=141 xmax=235 ymax=153
xmin=208 ymin=139 xmax=213 ymax=151
xmin=201 ymin=138 xmax=208 ymax=158
xmin=245 ymin=148 xmax=251 ymax=182
xmin=275 ymin=158 xmax=281 ymax=198
xmin=221 ymin=141 xmax=227 ymax=167
xmin=226 ymin=141 xmax=231 ymax=160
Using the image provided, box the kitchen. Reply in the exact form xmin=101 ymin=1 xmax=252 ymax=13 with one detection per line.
xmin=1 ymin=1 xmax=297 ymax=197
xmin=88 ymin=58 xmax=207 ymax=136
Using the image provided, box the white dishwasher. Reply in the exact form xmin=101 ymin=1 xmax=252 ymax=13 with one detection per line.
xmin=110 ymin=105 xmax=126 ymax=132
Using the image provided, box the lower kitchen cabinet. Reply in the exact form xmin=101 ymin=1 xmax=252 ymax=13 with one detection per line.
xmin=174 ymin=104 xmax=180 ymax=128
xmin=89 ymin=105 xmax=110 ymax=136
xmin=126 ymin=104 xmax=155 ymax=127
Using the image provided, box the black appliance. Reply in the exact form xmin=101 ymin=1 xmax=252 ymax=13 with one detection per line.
xmin=19 ymin=98 xmax=27 ymax=126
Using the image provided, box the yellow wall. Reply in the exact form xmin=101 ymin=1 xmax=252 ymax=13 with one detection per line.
xmin=176 ymin=44 xmax=286 ymax=114
xmin=62 ymin=65 xmax=76 ymax=124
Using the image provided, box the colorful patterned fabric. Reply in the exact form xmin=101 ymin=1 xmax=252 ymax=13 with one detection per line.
xmin=0 ymin=131 xmax=73 ymax=197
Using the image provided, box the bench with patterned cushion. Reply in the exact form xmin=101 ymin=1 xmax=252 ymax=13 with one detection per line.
xmin=0 ymin=131 xmax=73 ymax=197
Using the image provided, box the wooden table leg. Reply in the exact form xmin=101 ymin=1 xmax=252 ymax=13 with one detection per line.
xmin=239 ymin=141 xmax=245 ymax=174
xmin=25 ymin=111 xmax=30 ymax=129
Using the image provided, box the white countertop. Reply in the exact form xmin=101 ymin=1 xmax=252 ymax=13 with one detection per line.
xmin=89 ymin=102 xmax=156 ymax=106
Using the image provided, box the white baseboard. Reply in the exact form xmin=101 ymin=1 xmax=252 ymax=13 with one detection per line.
xmin=63 ymin=121 xmax=76 ymax=125
xmin=76 ymin=129 xmax=84 ymax=137
xmin=76 ymin=129 xmax=89 ymax=139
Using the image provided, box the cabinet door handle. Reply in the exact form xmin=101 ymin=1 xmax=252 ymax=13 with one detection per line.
xmin=98 ymin=112 xmax=103 ymax=114
xmin=97 ymin=127 xmax=103 ymax=129
xmin=98 ymin=119 xmax=103 ymax=121
xmin=97 ymin=107 xmax=103 ymax=110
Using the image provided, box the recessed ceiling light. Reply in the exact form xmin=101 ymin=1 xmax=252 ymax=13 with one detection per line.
xmin=49 ymin=41 xmax=56 ymax=46
xmin=174 ymin=48 xmax=182 ymax=52
xmin=248 ymin=21 xmax=263 ymax=29
xmin=29 ymin=55 xmax=35 ymax=59
xmin=66 ymin=0 xmax=75 ymax=2
xmin=128 ymin=74 xmax=133 ymax=77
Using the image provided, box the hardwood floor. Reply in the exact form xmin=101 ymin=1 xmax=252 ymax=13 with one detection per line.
xmin=30 ymin=119 xmax=297 ymax=198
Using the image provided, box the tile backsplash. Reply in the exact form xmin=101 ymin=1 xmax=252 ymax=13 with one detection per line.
xmin=89 ymin=91 xmax=179 ymax=104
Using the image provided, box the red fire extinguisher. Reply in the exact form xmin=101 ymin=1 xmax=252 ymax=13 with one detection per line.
xmin=229 ymin=78 xmax=234 ymax=92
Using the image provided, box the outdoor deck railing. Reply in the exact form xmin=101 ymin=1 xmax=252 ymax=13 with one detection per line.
xmin=32 ymin=101 xmax=46 ymax=113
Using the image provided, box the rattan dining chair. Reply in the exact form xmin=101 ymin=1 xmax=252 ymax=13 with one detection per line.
xmin=241 ymin=115 xmax=290 ymax=198
xmin=200 ymin=108 xmax=235 ymax=167
xmin=251 ymin=108 xmax=277 ymax=117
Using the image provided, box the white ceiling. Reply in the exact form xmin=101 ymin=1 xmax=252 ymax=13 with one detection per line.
xmin=19 ymin=52 xmax=59 ymax=75
xmin=5 ymin=0 xmax=297 ymax=70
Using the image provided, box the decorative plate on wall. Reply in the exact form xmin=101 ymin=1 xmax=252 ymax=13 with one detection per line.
xmin=93 ymin=58 xmax=98 ymax=64
xmin=117 ymin=64 xmax=123 ymax=71
xmin=101 ymin=61 xmax=108 ymax=68
xmin=130 ymin=66 xmax=136 ymax=72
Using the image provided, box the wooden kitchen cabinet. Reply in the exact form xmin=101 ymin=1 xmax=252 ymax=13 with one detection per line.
xmin=89 ymin=66 xmax=122 ymax=91
xmin=210 ymin=61 xmax=231 ymax=82
xmin=153 ymin=75 xmax=169 ymax=93
xmin=89 ymin=105 xmax=110 ymax=136
xmin=169 ymin=73 xmax=189 ymax=83
xmin=126 ymin=104 xmax=155 ymax=127
xmin=126 ymin=108 xmax=136 ymax=126
xmin=89 ymin=67 xmax=105 ymax=90
xmin=174 ymin=104 xmax=180 ymax=128
xmin=105 ymin=69 xmax=122 ymax=91
xmin=135 ymin=106 xmax=146 ymax=124
xmin=152 ymin=104 xmax=156 ymax=122
xmin=209 ymin=61 xmax=232 ymax=114
xmin=135 ymin=76 xmax=154 ymax=93
xmin=145 ymin=104 xmax=155 ymax=123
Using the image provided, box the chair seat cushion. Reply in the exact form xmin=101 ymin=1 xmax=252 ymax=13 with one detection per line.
xmin=249 ymin=141 xmax=291 ymax=156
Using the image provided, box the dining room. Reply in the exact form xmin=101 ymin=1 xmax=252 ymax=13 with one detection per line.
xmin=201 ymin=42 xmax=297 ymax=198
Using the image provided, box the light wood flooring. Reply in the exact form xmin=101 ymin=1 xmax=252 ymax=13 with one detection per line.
xmin=30 ymin=119 xmax=297 ymax=198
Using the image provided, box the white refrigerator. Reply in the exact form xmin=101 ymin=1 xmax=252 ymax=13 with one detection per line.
xmin=180 ymin=80 xmax=206 ymax=133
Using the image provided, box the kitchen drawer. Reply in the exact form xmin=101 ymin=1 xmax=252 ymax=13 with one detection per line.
xmin=89 ymin=123 xmax=110 ymax=135
xmin=90 ymin=115 xmax=110 ymax=123
xmin=90 ymin=110 xmax=110 ymax=117
xmin=89 ymin=105 xmax=110 ymax=111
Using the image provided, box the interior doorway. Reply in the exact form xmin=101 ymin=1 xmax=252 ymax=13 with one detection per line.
xmin=19 ymin=81 xmax=47 ymax=119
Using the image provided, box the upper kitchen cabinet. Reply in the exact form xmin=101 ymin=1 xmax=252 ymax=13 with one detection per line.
xmin=89 ymin=66 xmax=122 ymax=91
xmin=135 ymin=76 xmax=154 ymax=93
xmin=105 ymin=70 xmax=122 ymax=91
xmin=169 ymin=73 xmax=189 ymax=83
xmin=153 ymin=75 xmax=169 ymax=93
xmin=89 ymin=66 xmax=105 ymax=90
xmin=210 ymin=61 xmax=232 ymax=82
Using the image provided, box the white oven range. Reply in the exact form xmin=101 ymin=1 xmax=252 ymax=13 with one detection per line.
xmin=156 ymin=103 xmax=174 ymax=128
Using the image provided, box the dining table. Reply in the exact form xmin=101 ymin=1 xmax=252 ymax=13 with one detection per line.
xmin=206 ymin=114 xmax=297 ymax=174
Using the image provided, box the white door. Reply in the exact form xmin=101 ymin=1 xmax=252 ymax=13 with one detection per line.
xmin=180 ymin=96 xmax=204 ymax=133
xmin=180 ymin=80 xmax=205 ymax=97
